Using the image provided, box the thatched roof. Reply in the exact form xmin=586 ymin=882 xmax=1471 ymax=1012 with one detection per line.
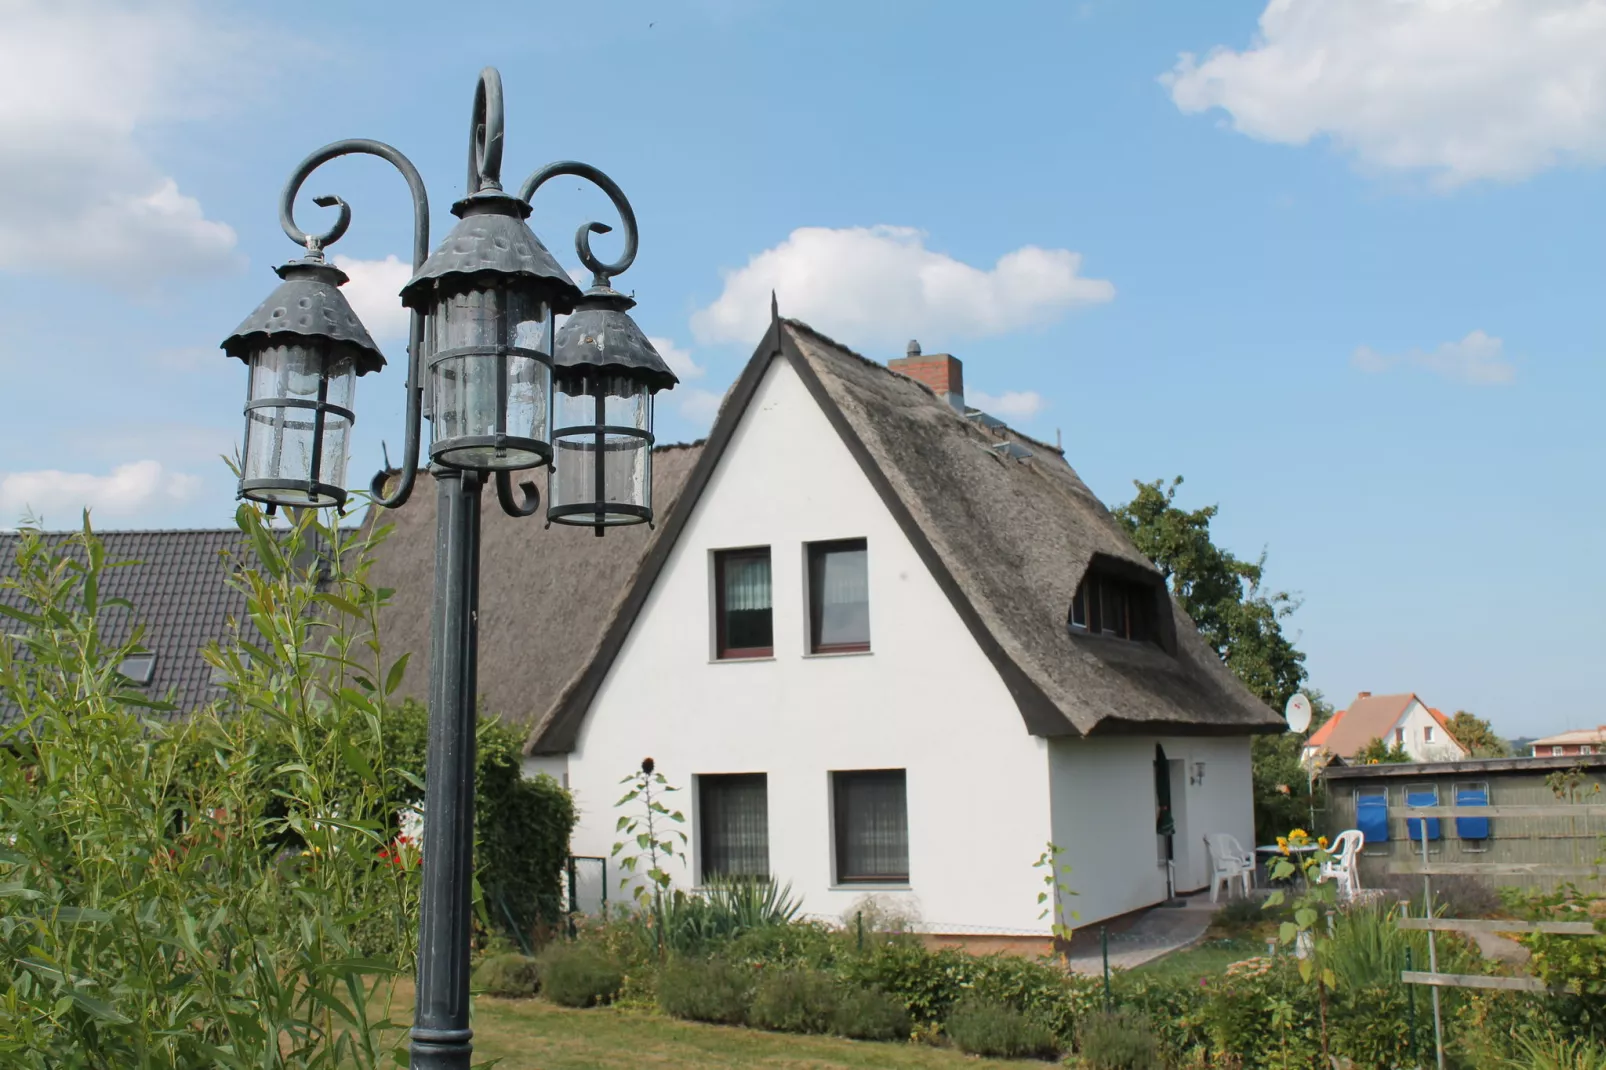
xmin=363 ymin=445 xmax=703 ymax=723
xmin=523 ymin=316 xmax=1282 ymax=753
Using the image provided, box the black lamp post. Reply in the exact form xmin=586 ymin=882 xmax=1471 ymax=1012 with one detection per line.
xmin=220 ymin=68 xmax=676 ymax=1070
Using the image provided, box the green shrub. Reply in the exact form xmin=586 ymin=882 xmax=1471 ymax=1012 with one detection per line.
xmin=748 ymin=968 xmax=840 ymax=1034
xmin=837 ymin=937 xmax=976 ymax=1024
xmin=657 ymin=957 xmax=753 ymax=1024
xmin=1511 ymin=1030 xmax=1606 ymax=1070
xmin=831 ymin=986 xmax=911 ymax=1041
xmin=969 ymin=952 xmax=1094 ymax=1042
xmin=1077 ymin=1010 xmax=1162 ymax=1070
xmin=536 ymin=942 xmax=624 ymax=1007
xmin=472 ymin=953 xmax=541 ymax=998
xmin=727 ymin=919 xmax=842 ymax=970
xmin=943 ymin=996 xmax=1058 ymax=1060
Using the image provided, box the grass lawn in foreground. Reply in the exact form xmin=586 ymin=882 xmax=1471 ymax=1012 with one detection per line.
xmin=1129 ymin=936 xmax=1270 ymax=982
xmin=378 ymin=982 xmax=1036 ymax=1069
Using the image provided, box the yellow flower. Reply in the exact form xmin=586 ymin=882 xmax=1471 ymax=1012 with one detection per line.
xmin=1318 ymin=836 xmax=1329 ymax=848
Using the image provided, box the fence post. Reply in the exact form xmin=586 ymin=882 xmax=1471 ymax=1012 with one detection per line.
xmin=1421 ymin=822 xmax=1445 ymax=1070
xmin=1101 ymin=925 xmax=1111 ymax=1010
xmin=1405 ymin=945 xmax=1418 ymax=1064
xmin=856 ymin=910 xmax=864 ymax=951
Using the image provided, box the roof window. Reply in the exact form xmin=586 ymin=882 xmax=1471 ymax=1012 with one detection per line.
xmin=117 ymin=652 xmax=157 ymax=686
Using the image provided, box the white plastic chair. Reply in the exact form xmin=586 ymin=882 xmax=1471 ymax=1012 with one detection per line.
xmin=1204 ymin=833 xmax=1255 ymax=902
xmin=1318 ymin=829 xmax=1365 ymax=900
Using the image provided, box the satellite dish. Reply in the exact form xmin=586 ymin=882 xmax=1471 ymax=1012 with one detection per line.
xmin=1286 ymin=692 xmax=1312 ymax=733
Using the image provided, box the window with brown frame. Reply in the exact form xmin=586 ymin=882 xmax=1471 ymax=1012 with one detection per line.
xmin=1068 ymin=573 xmax=1159 ymax=644
xmin=698 ymin=773 xmax=770 ymax=880
xmin=714 ymin=547 xmax=773 ymax=658
xmin=808 ymin=538 xmax=869 ymax=653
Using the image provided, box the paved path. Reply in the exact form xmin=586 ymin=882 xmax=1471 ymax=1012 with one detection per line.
xmin=1064 ymin=891 xmax=1222 ymax=974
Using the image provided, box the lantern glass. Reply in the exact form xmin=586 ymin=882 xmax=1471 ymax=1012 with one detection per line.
xmin=428 ymin=284 xmax=552 ymax=471
xmin=549 ymin=372 xmax=653 ymax=526
xmin=241 ymin=341 xmax=356 ymax=507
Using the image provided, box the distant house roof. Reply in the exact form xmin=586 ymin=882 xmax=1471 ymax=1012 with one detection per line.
xmin=523 ymin=316 xmax=1283 ymax=754
xmin=1530 ymin=727 xmax=1606 ymax=748
xmin=364 ymin=444 xmax=705 ymax=727
xmin=1325 ymin=753 xmax=1606 ymax=780
xmin=1303 ymin=692 xmax=1463 ymax=758
xmin=0 ymin=529 xmax=259 ymax=722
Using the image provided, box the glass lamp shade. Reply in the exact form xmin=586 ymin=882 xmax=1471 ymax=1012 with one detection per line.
xmin=240 ymin=341 xmax=357 ymax=507
xmin=548 ymin=372 xmax=654 ymax=530
xmin=426 ymin=282 xmax=553 ymax=471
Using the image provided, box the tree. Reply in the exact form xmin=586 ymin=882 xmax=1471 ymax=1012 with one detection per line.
xmin=1445 ymin=710 xmax=1510 ymax=758
xmin=1115 ymin=476 xmax=1312 ymax=841
xmin=1115 ymin=477 xmax=1306 ymax=710
xmin=1354 ymin=736 xmax=1413 ymax=764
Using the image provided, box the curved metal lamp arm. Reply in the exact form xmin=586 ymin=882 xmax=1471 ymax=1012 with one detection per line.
xmin=279 ymin=138 xmax=430 ymax=510
xmin=494 ymin=471 xmax=542 ymax=518
xmin=518 ymin=161 xmax=638 ymax=282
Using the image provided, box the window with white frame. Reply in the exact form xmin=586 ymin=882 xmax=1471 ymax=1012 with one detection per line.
xmin=1424 ymin=725 xmax=1435 ymax=743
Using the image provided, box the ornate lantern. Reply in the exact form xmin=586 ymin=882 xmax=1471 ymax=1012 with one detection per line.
xmin=221 ymin=255 xmax=384 ymax=510
xmin=400 ymin=187 xmax=582 ymax=472
xmin=548 ymin=278 xmax=678 ymax=533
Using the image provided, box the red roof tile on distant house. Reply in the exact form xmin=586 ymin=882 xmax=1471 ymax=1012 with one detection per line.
xmin=1302 ymin=692 xmax=1465 ymax=759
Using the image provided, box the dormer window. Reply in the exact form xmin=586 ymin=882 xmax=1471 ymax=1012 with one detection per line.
xmin=117 ymin=653 xmax=157 ymax=686
xmin=1069 ymin=571 xmax=1160 ymax=645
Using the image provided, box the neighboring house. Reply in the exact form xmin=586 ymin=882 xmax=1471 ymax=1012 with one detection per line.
xmin=463 ymin=315 xmax=1284 ymax=939
xmin=0 ymin=529 xmax=259 ymax=721
xmin=1302 ymin=692 xmax=1468 ymax=765
xmin=1323 ymin=754 xmax=1606 ymax=893
xmin=1528 ymin=727 xmax=1606 ymax=757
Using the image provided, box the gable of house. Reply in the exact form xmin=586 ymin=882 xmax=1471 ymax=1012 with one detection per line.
xmin=1305 ymin=692 xmax=1466 ymax=760
xmin=527 ymin=315 xmax=1283 ymax=754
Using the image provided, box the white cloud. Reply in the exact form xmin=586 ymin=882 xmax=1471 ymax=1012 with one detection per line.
xmin=0 ymin=1 xmax=252 ymax=287
xmin=0 ymin=460 xmax=202 ymax=528
xmin=647 ymin=336 xmax=706 ymax=381
xmin=674 ymin=387 xmax=726 ymax=427
xmin=1351 ymin=330 xmax=1516 ymax=385
xmin=1163 ymin=0 xmax=1606 ymax=186
xmin=969 ymin=389 xmax=1046 ymax=419
xmin=332 ymin=255 xmax=412 ymax=346
xmin=690 ymin=226 xmax=1114 ymax=349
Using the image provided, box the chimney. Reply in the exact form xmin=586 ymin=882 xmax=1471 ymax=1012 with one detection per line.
xmin=890 ymin=339 xmax=964 ymax=412
xmin=1357 ymin=691 xmax=1372 ymax=699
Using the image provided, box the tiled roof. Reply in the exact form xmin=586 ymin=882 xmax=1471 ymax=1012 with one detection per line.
xmin=0 ymin=529 xmax=260 ymax=721
xmin=1302 ymin=692 xmax=1465 ymax=758
xmin=1530 ymin=727 xmax=1606 ymax=748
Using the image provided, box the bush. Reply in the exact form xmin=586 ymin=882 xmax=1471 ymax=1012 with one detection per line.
xmin=831 ymin=986 xmax=911 ymax=1041
xmin=657 ymin=957 xmax=753 ymax=1024
xmin=748 ymin=968 xmax=840 ymax=1034
xmin=1077 ymin=1010 xmax=1162 ymax=1070
xmin=969 ymin=952 xmax=1096 ymax=1042
xmin=537 ymin=942 xmax=624 ymax=1007
xmin=472 ymin=952 xmax=541 ymax=998
xmin=1378 ymin=870 xmax=1501 ymax=919
xmin=726 ymin=919 xmax=842 ymax=970
xmin=837 ymin=938 xmax=976 ymax=1024
xmin=943 ymin=996 xmax=1058 ymax=1060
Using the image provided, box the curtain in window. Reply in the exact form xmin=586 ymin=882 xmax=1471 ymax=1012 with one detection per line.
xmin=812 ymin=543 xmax=869 ymax=649
xmin=723 ymin=555 xmax=771 ymax=611
xmin=701 ymin=774 xmax=769 ymax=879
xmin=837 ymin=770 xmax=908 ymax=880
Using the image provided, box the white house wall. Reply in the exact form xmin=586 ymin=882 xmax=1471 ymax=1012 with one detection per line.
xmin=1048 ymin=735 xmax=1254 ymax=924
xmin=1395 ymin=700 xmax=1467 ymax=762
xmin=561 ymin=355 xmax=1055 ymax=935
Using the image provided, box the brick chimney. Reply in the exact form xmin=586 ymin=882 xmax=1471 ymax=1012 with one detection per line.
xmin=1357 ymin=691 xmax=1372 ymax=699
xmin=890 ymin=339 xmax=964 ymax=412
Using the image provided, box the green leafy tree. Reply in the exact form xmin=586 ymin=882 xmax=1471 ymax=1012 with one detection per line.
xmin=1444 ymin=710 xmax=1510 ymax=757
xmin=1354 ymin=736 xmax=1413 ymax=764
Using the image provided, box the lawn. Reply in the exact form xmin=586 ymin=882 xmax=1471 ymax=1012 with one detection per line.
xmin=377 ymin=983 xmax=1037 ymax=1069
xmin=1130 ymin=935 xmax=1269 ymax=982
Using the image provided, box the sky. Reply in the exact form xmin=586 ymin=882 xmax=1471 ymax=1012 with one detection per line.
xmin=0 ymin=0 xmax=1601 ymax=738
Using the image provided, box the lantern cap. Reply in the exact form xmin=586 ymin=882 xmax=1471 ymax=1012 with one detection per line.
xmin=553 ymin=282 xmax=679 ymax=392
xmin=221 ymin=256 xmax=385 ymax=374
xmin=400 ymin=189 xmax=584 ymax=315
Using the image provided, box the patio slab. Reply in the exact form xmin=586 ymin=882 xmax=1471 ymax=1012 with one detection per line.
xmin=1063 ymin=890 xmax=1224 ymax=974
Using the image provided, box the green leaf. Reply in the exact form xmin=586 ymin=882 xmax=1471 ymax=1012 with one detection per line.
xmin=341 ymin=742 xmax=376 ymax=782
xmin=317 ymin=592 xmax=365 ymax=618
xmin=0 ymin=882 xmax=43 ymax=900
xmin=384 ymin=653 xmax=411 ymax=695
xmin=69 ymin=991 xmax=132 ymax=1025
xmin=1298 ymin=958 xmax=1313 ymax=983
xmin=1279 ymin=921 xmax=1297 ymax=945
xmin=1294 ymin=907 xmax=1317 ymax=929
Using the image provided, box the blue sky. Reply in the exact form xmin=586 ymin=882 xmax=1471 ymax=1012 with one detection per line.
xmin=1 ymin=0 xmax=1602 ymax=737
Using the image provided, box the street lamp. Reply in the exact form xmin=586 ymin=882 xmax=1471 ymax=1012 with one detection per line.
xmin=219 ymin=68 xmax=675 ymax=1070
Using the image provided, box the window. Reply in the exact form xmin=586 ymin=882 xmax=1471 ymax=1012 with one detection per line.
xmin=1553 ymin=745 xmax=1565 ymax=756
xmin=117 ymin=653 xmax=157 ymax=685
xmin=832 ymin=769 xmax=909 ymax=883
xmin=1068 ymin=573 xmax=1159 ymax=644
xmin=1423 ymin=726 xmax=1435 ymax=743
xmin=714 ymin=548 xmax=773 ymax=658
xmin=1454 ymin=782 xmax=1490 ymax=850
xmin=1584 ymin=745 xmax=1596 ymax=755
xmin=808 ymin=539 xmax=869 ymax=653
xmin=1395 ymin=728 xmax=1406 ymax=746
xmin=698 ymin=774 xmax=769 ymax=880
